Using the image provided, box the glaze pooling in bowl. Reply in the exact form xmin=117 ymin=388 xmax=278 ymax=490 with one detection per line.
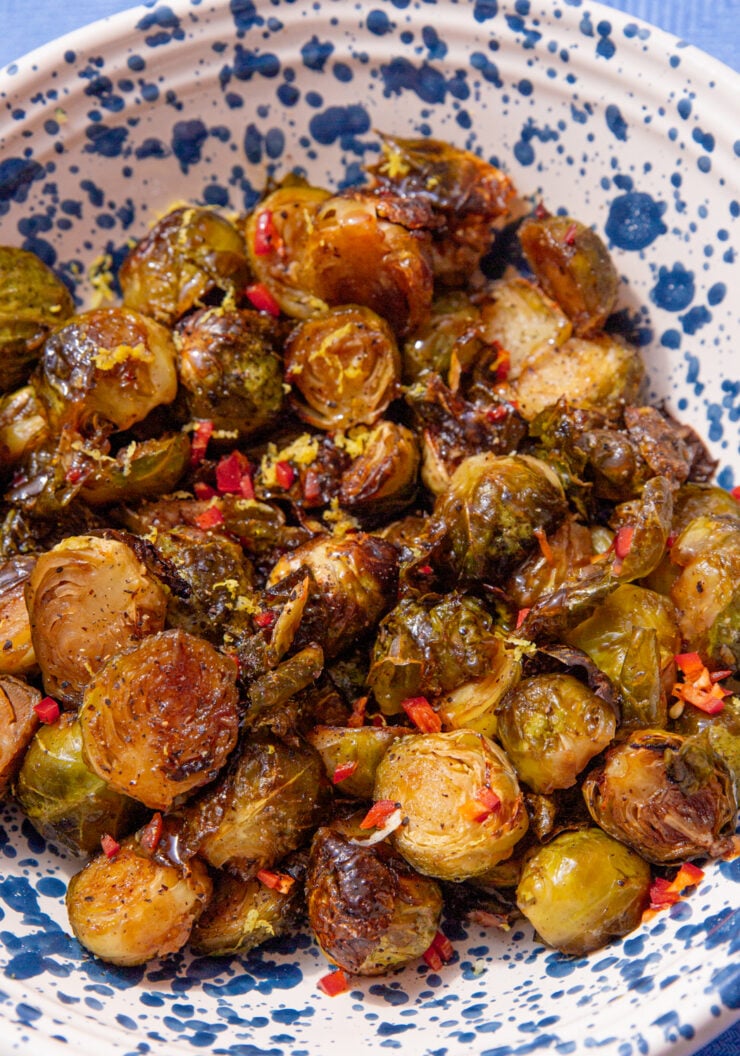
xmin=0 ymin=2 xmax=738 ymax=1054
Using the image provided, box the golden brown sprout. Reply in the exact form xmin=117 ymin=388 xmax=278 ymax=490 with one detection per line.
xmin=374 ymin=730 xmax=529 ymax=882
xmin=79 ymin=628 xmax=239 ymax=811
xmin=507 ymin=515 xmax=594 ymax=610
xmin=338 ymin=421 xmax=419 ymax=521
xmin=26 ymin=534 xmax=168 ymax=706
xmin=285 ymin=305 xmax=401 ymax=431
xmin=518 ymin=215 xmax=620 ymax=335
xmin=402 ymin=291 xmax=484 ymax=385
xmin=0 ymin=674 xmax=40 ymax=795
xmin=0 ymin=385 xmax=50 ymax=470
xmin=66 ymin=836 xmax=212 ymax=966
xmin=476 ymin=277 xmax=572 ymax=380
xmin=119 ymin=206 xmax=250 ymax=326
xmin=0 ymin=556 xmax=36 ymax=677
xmin=78 ymin=434 xmax=190 ymax=507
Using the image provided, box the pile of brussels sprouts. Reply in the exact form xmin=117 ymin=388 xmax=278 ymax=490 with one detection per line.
xmin=1 ymin=134 xmax=738 ymax=979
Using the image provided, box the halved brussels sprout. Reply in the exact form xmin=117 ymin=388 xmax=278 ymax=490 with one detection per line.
xmin=516 ymin=828 xmax=651 ymax=955
xmin=0 ymin=556 xmax=36 ymax=677
xmin=307 ymin=813 xmax=442 ymax=975
xmin=338 ymin=421 xmax=419 ymax=523
xmin=374 ymin=730 xmax=528 ymax=881
xmin=306 ymin=726 xmax=411 ymax=798
xmin=78 ymin=433 xmax=190 ymax=506
xmin=496 ymin=674 xmax=617 ymax=794
xmin=0 ymin=384 xmax=50 ymax=471
xmin=15 ymin=712 xmax=144 ymax=854
xmin=582 ymin=729 xmax=738 ymax=864
xmin=432 ymin=453 xmax=567 ymax=585
xmin=0 ymin=246 xmax=74 ymax=392
xmin=66 ymin=832 xmax=212 ymax=966
xmin=507 ymin=515 xmax=594 ymax=611
xmin=476 ymin=277 xmax=572 ymax=380
xmin=299 ymin=192 xmax=434 ymax=337
xmin=671 ymin=483 xmax=740 ymax=535
xmin=176 ymin=307 xmax=285 ymax=441
xmin=182 ymin=733 xmax=324 ymax=879
xmin=518 ymin=215 xmax=619 ymax=335
xmin=0 ymin=674 xmax=40 ymax=795
xmin=80 ymin=628 xmax=239 ymax=811
xmin=36 ymin=307 xmax=178 ymax=433
xmin=119 ymin=206 xmax=250 ymax=325
xmin=285 ymin=305 xmax=401 ymax=431
xmin=402 ymin=291 xmax=485 ymax=384
xmin=26 ymin=534 xmax=168 ymax=706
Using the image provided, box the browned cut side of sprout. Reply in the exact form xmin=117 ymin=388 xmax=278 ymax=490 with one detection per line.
xmin=476 ymin=277 xmax=573 ymax=381
xmin=0 ymin=556 xmax=37 ymax=677
xmin=79 ymin=628 xmax=240 ymax=811
xmin=0 ymin=674 xmax=40 ymax=796
xmin=26 ymin=534 xmax=168 ymax=706
xmin=78 ymin=433 xmax=191 ymax=507
xmin=0 ymin=385 xmax=50 ymax=471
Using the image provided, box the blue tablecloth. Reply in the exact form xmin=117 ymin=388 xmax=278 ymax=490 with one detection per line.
xmin=0 ymin=2 xmax=738 ymax=1054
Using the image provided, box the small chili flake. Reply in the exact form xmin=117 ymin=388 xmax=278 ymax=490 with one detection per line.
xmin=423 ymin=946 xmax=443 ymax=971
xmin=490 ymin=342 xmax=511 ymax=382
xmin=140 ymin=813 xmax=163 ymax=853
xmin=34 ymin=697 xmax=60 ymax=724
xmin=533 ymin=526 xmax=555 ymax=566
xmin=302 ymin=468 xmax=322 ymax=503
xmin=239 ymin=473 xmax=256 ymax=499
xmin=332 ymin=760 xmax=359 ymax=784
xmin=194 ymin=505 xmax=225 ymax=530
xmin=672 ymin=653 xmax=731 ymax=714
xmin=274 ymin=460 xmax=296 ymax=490
xmin=360 ymin=799 xmax=400 ymax=830
xmin=254 ymin=610 xmax=276 ymax=629
xmin=253 ymin=209 xmax=282 ymax=256
xmin=643 ymin=862 xmax=705 ymax=920
xmin=65 ymin=465 xmax=84 ymax=485
xmin=245 ymin=282 xmax=281 ymax=317
xmin=666 ymin=531 xmax=678 ymax=549
xmin=257 ymin=868 xmax=295 ymax=894
xmin=402 ymin=695 xmax=442 ymax=733
xmin=190 ymin=420 xmax=214 ymax=467
xmin=417 ymin=564 xmax=434 ymax=575
xmin=347 ymin=695 xmax=368 ymax=728
xmin=317 ymin=968 xmax=349 ymax=997
xmin=216 ymin=451 xmax=251 ymax=494
xmin=614 ymin=525 xmax=635 ymax=560
xmin=731 ymin=486 xmax=740 ymax=502
xmin=461 ymin=785 xmax=501 ymax=822
xmin=101 ymin=834 xmax=120 ymax=859
xmin=534 ymin=201 xmax=550 ymax=219
xmin=486 ymin=404 xmax=508 ymax=422
xmin=563 ymin=222 xmax=578 ymax=246
xmin=430 ymin=930 xmax=454 ymax=963
xmin=515 ymin=607 xmax=531 ymax=630
xmin=194 ymin=481 xmax=217 ymax=500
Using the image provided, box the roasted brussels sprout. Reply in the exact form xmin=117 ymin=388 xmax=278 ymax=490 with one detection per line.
xmin=306 ymin=726 xmax=411 ymax=798
xmin=507 ymin=515 xmax=594 ymax=610
xmin=0 ymin=674 xmax=40 ymax=795
xmin=79 ymin=628 xmax=239 ymax=811
xmin=190 ymin=861 xmax=306 ymax=957
xmin=78 ymin=433 xmax=190 ymax=507
xmin=516 ymin=828 xmax=651 ymax=955
xmin=518 ymin=215 xmax=620 ymax=335
xmin=299 ymin=191 xmax=434 ymax=337
xmin=402 ymin=291 xmax=485 ymax=384
xmin=182 ymin=733 xmax=323 ymax=879
xmin=582 ymin=729 xmax=738 ymax=864
xmin=671 ymin=483 xmax=740 ymax=535
xmin=566 ymin=584 xmax=681 ymax=729
xmin=374 ymin=730 xmax=529 ymax=881
xmin=0 ymin=384 xmax=50 ymax=471
xmin=244 ymin=180 xmax=331 ymax=319
xmin=267 ymin=533 xmax=399 ymax=659
xmin=338 ymin=421 xmax=419 ymax=522
xmin=496 ymin=674 xmax=617 ymax=794
xmin=119 ymin=206 xmax=250 ymax=325
xmin=176 ymin=307 xmax=285 ymax=440
xmin=432 ymin=453 xmax=567 ymax=585
xmin=36 ymin=307 xmax=178 ymax=434
xmin=284 ymin=306 xmax=401 ymax=431
xmin=26 ymin=534 xmax=168 ymax=706
xmin=66 ymin=832 xmax=212 ymax=966
xmin=0 ymin=556 xmax=36 ymax=677
xmin=306 ymin=813 xmax=443 ymax=975
xmin=476 ymin=277 xmax=572 ymax=380
xmin=15 ymin=712 xmax=144 ymax=854
xmin=0 ymin=246 xmax=74 ymax=392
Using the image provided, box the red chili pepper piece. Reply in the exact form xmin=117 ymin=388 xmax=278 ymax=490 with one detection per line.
xmin=359 ymin=800 xmax=400 ymax=830
xmin=674 ymin=652 xmax=704 ymax=678
xmin=190 ymin=420 xmax=214 ymax=467
xmin=490 ymin=343 xmax=511 ymax=382
xmin=563 ymin=222 xmax=578 ymax=245
xmin=332 ymin=760 xmax=359 ymax=784
xmin=194 ymin=505 xmax=225 ymax=530
xmin=423 ymin=946 xmax=444 ymax=971
xmin=256 ymin=868 xmax=295 ymax=894
xmin=515 ymin=607 xmax=531 ymax=630
xmin=534 ymin=201 xmax=550 ymax=219
xmin=672 ymin=653 xmax=730 ymax=714
xmin=65 ymin=465 xmax=84 ymax=485
xmin=194 ymin=481 xmax=217 ymax=501
xmin=275 ymin=460 xmax=296 ymax=490
xmin=731 ymin=486 xmax=740 ymax=502
xmin=34 ymin=697 xmax=60 ymax=724
xmin=253 ymin=209 xmax=281 ymax=256
xmin=347 ymin=695 xmax=368 ymax=728
xmin=417 ymin=564 xmax=434 ymax=575
xmin=486 ymin=404 xmax=508 ymax=422
xmin=140 ymin=812 xmax=163 ymax=853
xmin=648 ymin=876 xmax=681 ymax=910
xmin=614 ymin=525 xmax=635 ymax=559
xmin=302 ymin=469 xmax=322 ymax=503
xmin=670 ymin=862 xmax=704 ymax=892
xmin=533 ymin=526 xmax=554 ymax=566
xmin=100 ymin=834 xmax=120 ymax=859
xmin=245 ymin=282 xmax=281 ymax=317
xmin=401 ymin=696 xmax=442 ymax=733
xmin=239 ymin=473 xmax=255 ymax=499
xmin=317 ymin=968 xmax=349 ymax=996
xmin=216 ymin=451 xmax=251 ymax=494
xmin=254 ymin=611 xmax=276 ymax=629
xmin=430 ymin=930 xmax=454 ymax=963
xmin=461 ymin=785 xmax=501 ymax=822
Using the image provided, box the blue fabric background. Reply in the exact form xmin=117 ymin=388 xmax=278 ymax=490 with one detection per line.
xmin=0 ymin=1 xmax=738 ymax=1053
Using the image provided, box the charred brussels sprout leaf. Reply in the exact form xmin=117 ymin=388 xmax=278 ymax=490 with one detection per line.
xmin=176 ymin=307 xmax=285 ymax=441
xmin=496 ymin=674 xmax=616 ymax=793
xmin=432 ymin=453 xmax=567 ymax=586
xmin=15 ymin=712 xmax=145 ymax=854
xmin=119 ymin=206 xmax=250 ymax=326
xmin=0 ymin=384 xmax=50 ymax=472
xmin=0 ymin=247 xmax=74 ymax=393
xmin=80 ymin=628 xmax=239 ymax=810
xmin=78 ymin=433 xmax=190 ymax=506
xmin=374 ymin=730 xmax=529 ymax=881
xmin=0 ymin=674 xmax=40 ymax=795
xmin=306 ymin=814 xmax=443 ymax=975
xmin=66 ymin=834 xmax=212 ymax=966
xmin=582 ymin=730 xmax=738 ymax=864
xmin=0 ymin=556 xmax=37 ymax=677
xmin=516 ymin=828 xmax=651 ymax=955
xmin=26 ymin=534 xmax=168 ymax=706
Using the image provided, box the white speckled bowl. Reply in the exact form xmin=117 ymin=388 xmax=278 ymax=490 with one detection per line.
xmin=0 ymin=2 xmax=738 ymax=1054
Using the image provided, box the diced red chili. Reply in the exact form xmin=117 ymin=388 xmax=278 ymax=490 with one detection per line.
xmin=347 ymin=695 xmax=368 ymax=729
xmin=216 ymin=451 xmax=251 ymax=494
xmin=253 ymin=209 xmax=281 ymax=256
xmin=669 ymin=862 xmax=704 ymax=892
xmin=275 ymin=460 xmax=296 ymax=490
xmin=674 ymin=652 xmax=705 ymax=678
xmin=194 ymin=505 xmax=225 ymax=530
xmin=730 ymin=485 xmax=740 ymax=502
xmin=534 ymin=201 xmax=549 ymax=219
xmin=254 ymin=611 xmax=276 ymax=629
xmin=359 ymin=799 xmax=400 ymax=830
xmin=317 ymin=968 xmax=349 ymax=996
xmin=302 ymin=469 xmax=322 ymax=503
xmin=461 ymin=785 xmax=501 ymax=822
xmin=245 ymin=282 xmax=281 ymax=317
xmin=402 ymin=696 xmax=442 ymax=733
xmin=423 ymin=946 xmax=443 ymax=971
xmin=101 ymin=834 xmax=120 ymax=859
xmin=65 ymin=465 xmax=84 ymax=485
xmin=430 ymin=930 xmax=454 ymax=963
xmin=194 ymin=481 xmax=217 ymax=500
xmin=140 ymin=812 xmax=163 ymax=853
xmin=614 ymin=525 xmax=635 ymax=559
xmin=486 ymin=404 xmax=508 ymax=422
xmin=563 ymin=222 xmax=578 ymax=246
xmin=190 ymin=420 xmax=214 ymax=466
xmin=256 ymin=868 xmax=295 ymax=894
xmin=515 ymin=607 xmax=531 ymax=630
xmin=239 ymin=473 xmax=256 ymax=499
xmin=34 ymin=697 xmax=60 ymax=724
xmin=332 ymin=760 xmax=359 ymax=785
xmin=417 ymin=564 xmax=434 ymax=575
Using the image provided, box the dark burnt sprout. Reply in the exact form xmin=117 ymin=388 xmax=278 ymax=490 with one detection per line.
xmin=0 ymin=133 xmax=737 ymax=978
